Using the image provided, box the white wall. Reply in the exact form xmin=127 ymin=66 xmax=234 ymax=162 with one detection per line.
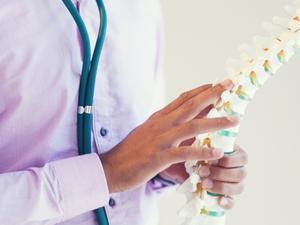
xmin=158 ymin=1 xmax=300 ymax=225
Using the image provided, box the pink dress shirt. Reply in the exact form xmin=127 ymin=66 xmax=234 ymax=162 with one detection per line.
xmin=0 ymin=0 xmax=171 ymax=224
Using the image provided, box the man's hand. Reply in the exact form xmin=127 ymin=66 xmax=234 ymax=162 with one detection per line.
xmin=160 ymin=145 xmax=248 ymax=210
xmin=100 ymin=80 xmax=240 ymax=194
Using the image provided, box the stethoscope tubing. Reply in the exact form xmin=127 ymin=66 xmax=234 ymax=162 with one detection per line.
xmin=62 ymin=0 xmax=109 ymax=224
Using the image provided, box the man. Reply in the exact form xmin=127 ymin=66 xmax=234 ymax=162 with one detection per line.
xmin=0 ymin=0 xmax=247 ymax=225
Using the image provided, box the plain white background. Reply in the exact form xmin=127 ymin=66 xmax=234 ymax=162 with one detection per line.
xmin=158 ymin=1 xmax=300 ymax=225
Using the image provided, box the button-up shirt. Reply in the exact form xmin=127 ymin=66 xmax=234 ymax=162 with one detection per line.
xmin=0 ymin=0 xmax=170 ymax=225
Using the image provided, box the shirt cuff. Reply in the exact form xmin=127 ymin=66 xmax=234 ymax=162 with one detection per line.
xmin=50 ymin=153 xmax=109 ymax=221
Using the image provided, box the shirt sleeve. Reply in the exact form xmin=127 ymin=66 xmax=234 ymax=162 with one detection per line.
xmin=0 ymin=153 xmax=109 ymax=225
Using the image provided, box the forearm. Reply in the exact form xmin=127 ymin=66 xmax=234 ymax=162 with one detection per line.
xmin=0 ymin=154 xmax=109 ymax=225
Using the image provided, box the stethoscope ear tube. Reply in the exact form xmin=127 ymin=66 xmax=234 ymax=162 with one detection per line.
xmin=62 ymin=1 xmax=109 ymax=225
xmin=83 ymin=0 xmax=107 ymax=155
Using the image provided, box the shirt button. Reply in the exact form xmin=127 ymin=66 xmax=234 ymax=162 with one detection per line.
xmin=109 ymin=197 xmax=116 ymax=208
xmin=100 ymin=127 xmax=108 ymax=137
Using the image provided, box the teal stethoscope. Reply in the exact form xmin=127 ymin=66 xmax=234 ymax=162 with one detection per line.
xmin=62 ymin=0 xmax=109 ymax=225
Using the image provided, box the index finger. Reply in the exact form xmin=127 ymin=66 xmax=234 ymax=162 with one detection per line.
xmin=168 ymin=79 xmax=233 ymax=125
xmin=159 ymin=84 xmax=212 ymax=115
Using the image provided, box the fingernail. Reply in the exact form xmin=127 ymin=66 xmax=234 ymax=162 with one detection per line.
xmin=199 ymin=166 xmax=211 ymax=177
xmin=226 ymin=116 xmax=240 ymax=124
xmin=220 ymin=79 xmax=233 ymax=89
xmin=202 ymin=179 xmax=214 ymax=189
xmin=212 ymin=149 xmax=224 ymax=157
xmin=220 ymin=197 xmax=229 ymax=207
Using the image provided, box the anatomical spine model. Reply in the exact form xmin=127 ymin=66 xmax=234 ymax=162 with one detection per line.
xmin=177 ymin=2 xmax=300 ymax=225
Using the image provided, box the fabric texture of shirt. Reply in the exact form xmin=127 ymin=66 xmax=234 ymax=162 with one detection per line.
xmin=0 ymin=0 xmax=173 ymax=225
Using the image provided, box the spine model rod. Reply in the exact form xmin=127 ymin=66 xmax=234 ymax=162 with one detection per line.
xmin=177 ymin=1 xmax=300 ymax=225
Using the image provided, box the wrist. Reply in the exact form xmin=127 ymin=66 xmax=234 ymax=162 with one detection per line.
xmin=98 ymin=153 xmax=119 ymax=194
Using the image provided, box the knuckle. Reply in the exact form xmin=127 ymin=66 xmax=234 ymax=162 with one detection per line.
xmin=180 ymin=91 xmax=190 ymax=100
xmin=216 ymin=117 xmax=227 ymax=127
xmin=211 ymin=167 xmax=221 ymax=177
xmin=208 ymin=86 xmax=219 ymax=98
xmin=147 ymin=120 xmax=157 ymax=130
xmin=221 ymin=197 xmax=235 ymax=210
xmin=241 ymin=151 xmax=248 ymax=165
xmin=178 ymin=149 xmax=190 ymax=161
xmin=221 ymin=156 xmax=231 ymax=167
xmin=208 ymin=86 xmax=216 ymax=94
xmin=206 ymin=149 xmax=215 ymax=158
xmin=185 ymin=97 xmax=196 ymax=108
xmin=172 ymin=148 xmax=186 ymax=160
xmin=167 ymin=114 xmax=181 ymax=127
xmin=155 ymin=151 xmax=169 ymax=165
xmin=234 ymin=144 xmax=242 ymax=151
xmin=236 ymin=168 xmax=247 ymax=181
xmin=219 ymin=83 xmax=228 ymax=92
xmin=170 ymin=117 xmax=181 ymax=127
xmin=214 ymin=84 xmax=226 ymax=94
xmin=157 ymin=133 xmax=173 ymax=149
xmin=149 ymin=111 xmax=162 ymax=120
xmin=218 ymin=184 xmax=228 ymax=195
xmin=187 ymin=121 xmax=198 ymax=133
